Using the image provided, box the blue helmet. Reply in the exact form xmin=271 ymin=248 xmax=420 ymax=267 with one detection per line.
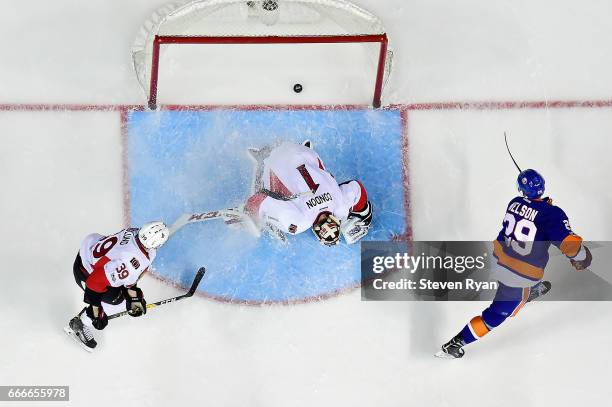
xmin=517 ymin=169 xmax=545 ymax=198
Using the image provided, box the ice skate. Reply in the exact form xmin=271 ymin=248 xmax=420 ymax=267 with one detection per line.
xmin=435 ymin=335 xmax=465 ymax=359
xmin=247 ymin=145 xmax=272 ymax=193
xmin=247 ymin=145 xmax=272 ymax=165
xmin=527 ymin=280 xmax=552 ymax=302
xmin=64 ymin=315 xmax=97 ymax=352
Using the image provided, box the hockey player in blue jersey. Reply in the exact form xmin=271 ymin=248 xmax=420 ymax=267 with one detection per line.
xmin=436 ymin=169 xmax=593 ymax=359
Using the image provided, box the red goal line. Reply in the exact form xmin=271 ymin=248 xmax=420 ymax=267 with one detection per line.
xmin=399 ymin=99 xmax=612 ymax=111
xmin=1 ymin=99 xmax=612 ymax=113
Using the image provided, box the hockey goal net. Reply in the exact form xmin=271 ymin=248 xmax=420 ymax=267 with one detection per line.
xmin=132 ymin=0 xmax=392 ymax=109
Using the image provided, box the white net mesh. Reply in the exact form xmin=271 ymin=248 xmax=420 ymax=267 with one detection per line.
xmin=132 ymin=0 xmax=390 ymax=104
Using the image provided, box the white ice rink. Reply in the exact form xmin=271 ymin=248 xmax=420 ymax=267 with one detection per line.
xmin=1 ymin=1 xmax=611 ymax=406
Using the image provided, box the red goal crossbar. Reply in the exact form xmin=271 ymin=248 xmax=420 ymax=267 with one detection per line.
xmin=148 ymin=33 xmax=389 ymax=109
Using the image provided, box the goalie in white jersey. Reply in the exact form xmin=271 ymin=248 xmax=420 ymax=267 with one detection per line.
xmin=65 ymin=222 xmax=169 ymax=350
xmin=244 ymin=140 xmax=372 ymax=245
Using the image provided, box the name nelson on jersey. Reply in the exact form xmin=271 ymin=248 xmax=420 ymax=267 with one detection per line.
xmin=305 ymin=192 xmax=333 ymax=209
xmin=508 ymin=201 xmax=538 ymax=222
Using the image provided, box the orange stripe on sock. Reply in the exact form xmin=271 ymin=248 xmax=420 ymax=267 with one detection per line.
xmin=470 ymin=316 xmax=490 ymax=338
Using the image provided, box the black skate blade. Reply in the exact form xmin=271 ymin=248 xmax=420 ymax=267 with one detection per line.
xmin=63 ymin=325 xmax=95 ymax=353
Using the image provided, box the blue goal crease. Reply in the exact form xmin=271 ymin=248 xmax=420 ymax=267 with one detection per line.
xmin=127 ymin=108 xmax=406 ymax=303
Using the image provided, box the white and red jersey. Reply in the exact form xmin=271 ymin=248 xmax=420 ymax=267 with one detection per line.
xmin=245 ymin=141 xmax=367 ymax=234
xmin=79 ymin=228 xmax=156 ymax=293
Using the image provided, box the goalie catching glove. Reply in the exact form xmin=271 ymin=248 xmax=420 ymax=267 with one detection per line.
xmin=341 ymin=201 xmax=373 ymax=244
xmin=125 ymin=286 xmax=147 ymax=317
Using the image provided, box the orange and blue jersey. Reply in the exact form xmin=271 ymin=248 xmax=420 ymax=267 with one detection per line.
xmin=494 ymin=196 xmax=583 ymax=283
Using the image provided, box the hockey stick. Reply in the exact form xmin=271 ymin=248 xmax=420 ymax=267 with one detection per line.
xmin=108 ymin=267 xmax=206 ymax=320
xmin=168 ymin=209 xmax=244 ymax=236
xmin=504 ymin=131 xmax=523 ymax=173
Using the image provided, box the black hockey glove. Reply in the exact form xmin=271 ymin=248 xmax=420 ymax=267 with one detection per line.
xmin=86 ymin=304 xmax=108 ymax=330
xmin=570 ymin=246 xmax=592 ymax=271
xmin=125 ymin=286 xmax=147 ymax=317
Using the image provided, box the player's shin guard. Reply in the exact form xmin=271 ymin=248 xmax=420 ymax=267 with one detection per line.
xmin=459 ymin=299 xmax=517 ymax=345
xmin=452 ymin=283 xmax=530 ymax=353
xmin=437 ymin=314 xmax=495 ymax=358
xmin=460 ymin=315 xmax=493 ymax=345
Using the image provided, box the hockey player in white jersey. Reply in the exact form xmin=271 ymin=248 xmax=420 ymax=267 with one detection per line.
xmin=244 ymin=140 xmax=372 ymax=246
xmin=65 ymin=222 xmax=169 ymax=350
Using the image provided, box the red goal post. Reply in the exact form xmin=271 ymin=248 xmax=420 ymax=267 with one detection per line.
xmin=133 ymin=0 xmax=392 ymax=109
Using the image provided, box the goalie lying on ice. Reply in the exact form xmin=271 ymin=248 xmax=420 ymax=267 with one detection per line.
xmin=244 ymin=140 xmax=372 ymax=246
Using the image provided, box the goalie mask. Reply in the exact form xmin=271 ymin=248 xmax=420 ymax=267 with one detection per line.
xmin=312 ymin=212 xmax=341 ymax=246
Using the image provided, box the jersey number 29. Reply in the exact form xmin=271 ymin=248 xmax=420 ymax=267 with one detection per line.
xmin=502 ymin=213 xmax=537 ymax=256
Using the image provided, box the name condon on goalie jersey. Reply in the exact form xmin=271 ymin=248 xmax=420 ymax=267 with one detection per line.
xmin=305 ymin=193 xmax=333 ymax=209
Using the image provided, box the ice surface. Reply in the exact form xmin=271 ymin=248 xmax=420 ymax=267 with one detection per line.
xmin=409 ymin=108 xmax=612 ymax=240
xmin=1 ymin=1 xmax=611 ymax=407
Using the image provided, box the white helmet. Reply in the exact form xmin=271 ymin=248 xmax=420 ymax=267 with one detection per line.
xmin=312 ymin=212 xmax=341 ymax=246
xmin=138 ymin=221 xmax=169 ymax=251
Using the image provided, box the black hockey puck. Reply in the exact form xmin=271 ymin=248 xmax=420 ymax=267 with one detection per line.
xmin=293 ymin=84 xmax=303 ymax=93
xmin=262 ymin=0 xmax=278 ymax=11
